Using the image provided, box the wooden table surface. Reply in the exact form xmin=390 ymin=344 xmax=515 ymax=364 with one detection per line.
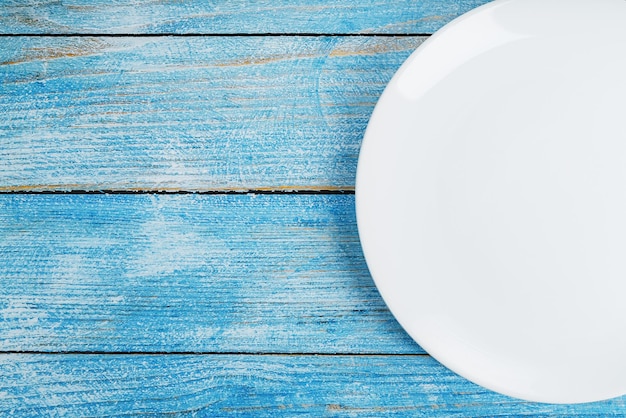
xmin=1 ymin=1 xmax=624 ymax=415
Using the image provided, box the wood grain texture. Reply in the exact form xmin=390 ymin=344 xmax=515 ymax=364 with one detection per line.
xmin=0 ymin=354 xmax=623 ymax=416
xmin=0 ymin=193 xmax=419 ymax=354
xmin=0 ymin=0 xmax=492 ymax=35
xmin=1 ymin=36 xmax=424 ymax=192
xmin=3 ymin=1 xmax=619 ymax=413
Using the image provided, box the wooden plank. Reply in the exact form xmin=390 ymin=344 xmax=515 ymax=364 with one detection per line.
xmin=0 ymin=36 xmax=424 ymax=192
xmin=0 ymin=354 xmax=623 ymax=416
xmin=0 ymin=193 xmax=419 ymax=353
xmin=0 ymin=0 xmax=492 ymax=35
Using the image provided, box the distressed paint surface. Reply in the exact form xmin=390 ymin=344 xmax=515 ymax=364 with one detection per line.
xmin=2 ymin=0 xmax=622 ymax=415
xmin=0 ymin=36 xmax=425 ymax=191
xmin=0 ymin=193 xmax=418 ymax=354
xmin=0 ymin=0 xmax=492 ymax=35
xmin=0 ymin=354 xmax=624 ymax=416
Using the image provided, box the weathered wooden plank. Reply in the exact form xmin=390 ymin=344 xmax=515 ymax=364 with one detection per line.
xmin=0 ymin=0 xmax=491 ymax=35
xmin=0 ymin=354 xmax=623 ymax=416
xmin=0 ymin=36 xmax=424 ymax=191
xmin=0 ymin=193 xmax=420 ymax=353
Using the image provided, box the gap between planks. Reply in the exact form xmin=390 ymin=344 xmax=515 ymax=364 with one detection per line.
xmin=0 ymin=351 xmax=426 ymax=356
xmin=0 ymin=189 xmax=355 ymax=195
xmin=0 ymin=33 xmax=432 ymax=37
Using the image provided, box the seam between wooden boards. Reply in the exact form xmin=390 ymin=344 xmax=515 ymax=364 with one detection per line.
xmin=0 ymin=33 xmax=432 ymax=37
xmin=0 ymin=190 xmax=355 ymax=195
xmin=0 ymin=351 xmax=426 ymax=356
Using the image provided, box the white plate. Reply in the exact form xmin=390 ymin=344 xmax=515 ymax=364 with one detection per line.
xmin=356 ymin=0 xmax=626 ymax=404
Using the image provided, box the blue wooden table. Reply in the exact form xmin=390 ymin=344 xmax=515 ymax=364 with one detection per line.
xmin=1 ymin=1 xmax=624 ymax=415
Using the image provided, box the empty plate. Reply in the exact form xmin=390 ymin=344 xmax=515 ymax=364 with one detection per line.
xmin=356 ymin=0 xmax=626 ymax=404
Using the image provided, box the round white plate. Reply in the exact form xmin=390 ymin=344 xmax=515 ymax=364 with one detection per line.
xmin=356 ymin=0 xmax=626 ymax=404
